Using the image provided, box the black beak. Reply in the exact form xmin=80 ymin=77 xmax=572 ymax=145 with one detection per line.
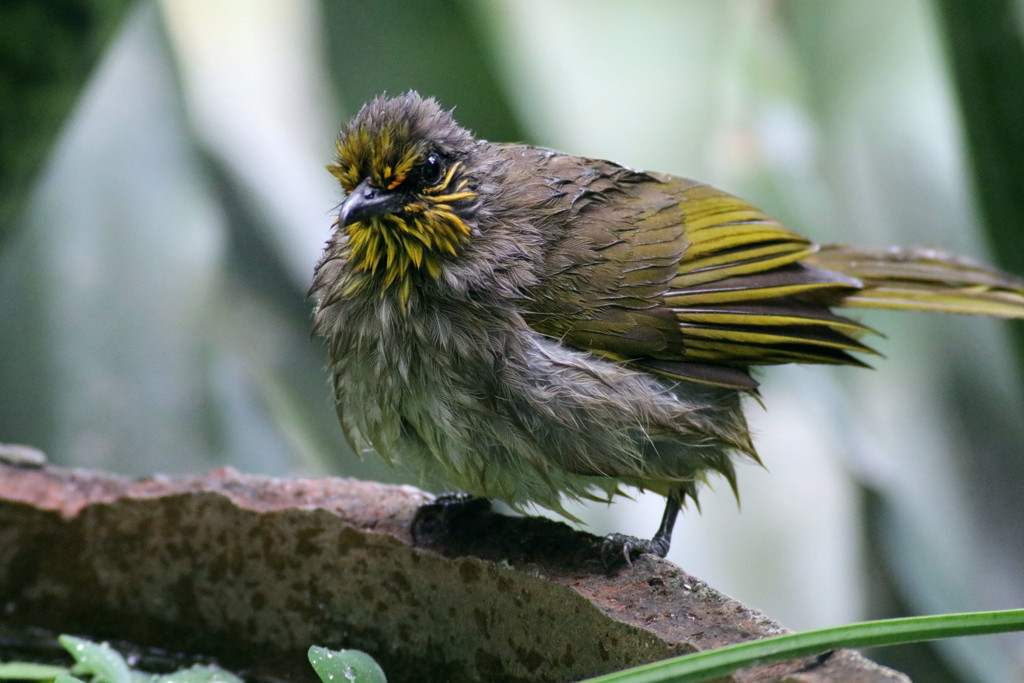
xmin=339 ymin=179 xmax=405 ymax=227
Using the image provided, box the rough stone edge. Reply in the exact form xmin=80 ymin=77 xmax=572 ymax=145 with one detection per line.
xmin=0 ymin=463 xmax=908 ymax=682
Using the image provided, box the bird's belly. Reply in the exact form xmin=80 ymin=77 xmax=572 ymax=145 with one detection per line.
xmin=332 ymin=321 xmax=752 ymax=513
xmin=335 ymin=337 xmax=590 ymax=509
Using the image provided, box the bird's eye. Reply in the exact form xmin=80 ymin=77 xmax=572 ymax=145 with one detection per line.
xmin=420 ymin=153 xmax=444 ymax=186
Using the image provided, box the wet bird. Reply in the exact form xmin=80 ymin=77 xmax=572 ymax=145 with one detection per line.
xmin=311 ymin=92 xmax=1024 ymax=565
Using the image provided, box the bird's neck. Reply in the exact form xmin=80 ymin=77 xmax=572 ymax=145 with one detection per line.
xmin=342 ymin=212 xmax=471 ymax=307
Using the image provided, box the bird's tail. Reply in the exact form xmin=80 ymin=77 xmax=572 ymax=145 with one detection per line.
xmin=806 ymin=245 xmax=1024 ymax=319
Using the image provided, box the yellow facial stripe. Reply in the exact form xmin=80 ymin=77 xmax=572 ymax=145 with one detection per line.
xmin=342 ymin=205 xmax=472 ymax=308
xmin=381 ymin=153 xmax=416 ymax=189
xmin=331 ymin=130 xmax=480 ymax=310
xmin=426 ymin=191 xmax=477 ymax=203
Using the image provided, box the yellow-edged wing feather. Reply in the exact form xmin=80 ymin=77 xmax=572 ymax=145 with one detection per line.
xmin=519 ymin=153 xmax=1024 ymax=391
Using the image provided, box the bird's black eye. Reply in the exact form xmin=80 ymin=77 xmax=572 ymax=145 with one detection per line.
xmin=420 ymin=153 xmax=444 ymax=186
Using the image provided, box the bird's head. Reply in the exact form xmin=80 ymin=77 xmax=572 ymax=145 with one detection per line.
xmin=328 ymin=92 xmax=480 ymax=299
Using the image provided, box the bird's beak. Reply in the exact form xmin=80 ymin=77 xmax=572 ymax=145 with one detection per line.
xmin=339 ymin=178 xmax=405 ymax=227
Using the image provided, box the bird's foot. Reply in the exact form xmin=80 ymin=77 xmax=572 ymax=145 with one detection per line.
xmin=411 ymin=493 xmax=491 ymax=546
xmin=601 ymin=532 xmax=671 ymax=570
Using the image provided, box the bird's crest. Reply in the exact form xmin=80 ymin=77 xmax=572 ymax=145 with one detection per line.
xmin=326 ymin=92 xmax=478 ymax=305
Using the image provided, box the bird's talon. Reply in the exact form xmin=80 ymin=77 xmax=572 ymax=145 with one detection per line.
xmin=602 ymin=533 xmax=643 ymax=569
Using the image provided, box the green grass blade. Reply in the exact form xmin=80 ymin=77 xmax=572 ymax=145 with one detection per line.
xmin=582 ymin=608 xmax=1024 ymax=683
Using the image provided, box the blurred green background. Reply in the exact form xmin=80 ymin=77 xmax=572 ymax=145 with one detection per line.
xmin=2 ymin=1 xmax=1022 ymax=681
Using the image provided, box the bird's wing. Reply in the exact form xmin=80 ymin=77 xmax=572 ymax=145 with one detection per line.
xmin=521 ymin=160 xmax=876 ymax=390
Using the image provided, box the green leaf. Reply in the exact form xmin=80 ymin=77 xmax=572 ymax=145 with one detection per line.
xmin=0 ymin=0 xmax=134 ymax=238
xmin=58 ymin=636 xmax=132 ymax=683
xmin=0 ymin=662 xmax=70 ymax=680
xmin=580 ymin=609 xmax=1024 ymax=682
xmin=308 ymin=646 xmax=387 ymax=683
xmin=142 ymin=664 xmax=243 ymax=683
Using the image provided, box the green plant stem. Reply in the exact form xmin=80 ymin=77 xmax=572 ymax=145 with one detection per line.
xmin=582 ymin=609 xmax=1024 ymax=683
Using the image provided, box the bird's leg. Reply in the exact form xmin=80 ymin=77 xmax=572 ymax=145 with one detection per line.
xmin=601 ymin=495 xmax=681 ymax=569
xmin=410 ymin=492 xmax=491 ymax=546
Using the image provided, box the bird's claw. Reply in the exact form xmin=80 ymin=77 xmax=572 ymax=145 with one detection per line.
xmin=601 ymin=532 xmax=669 ymax=570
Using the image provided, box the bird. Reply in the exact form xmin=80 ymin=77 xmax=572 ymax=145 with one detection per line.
xmin=310 ymin=91 xmax=1024 ymax=566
